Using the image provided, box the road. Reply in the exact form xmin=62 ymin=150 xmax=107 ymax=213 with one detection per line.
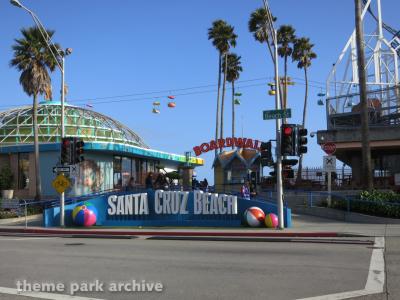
xmin=0 ymin=236 xmax=376 ymax=300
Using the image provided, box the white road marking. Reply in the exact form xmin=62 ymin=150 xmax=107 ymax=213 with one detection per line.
xmin=297 ymin=237 xmax=385 ymax=300
xmin=0 ymin=287 xmax=103 ymax=300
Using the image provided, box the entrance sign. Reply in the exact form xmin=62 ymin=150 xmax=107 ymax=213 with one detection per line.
xmin=263 ymin=108 xmax=291 ymax=120
xmin=106 ymin=190 xmax=238 ymax=216
xmin=52 ymin=174 xmax=70 ymax=194
xmin=322 ymin=142 xmax=336 ymax=155
xmin=43 ymin=190 xmax=292 ymax=228
xmin=323 ymin=155 xmax=336 ymax=172
xmin=193 ymin=137 xmax=260 ymax=156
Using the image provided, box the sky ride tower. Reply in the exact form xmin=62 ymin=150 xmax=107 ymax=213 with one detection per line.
xmin=317 ymin=0 xmax=400 ymax=187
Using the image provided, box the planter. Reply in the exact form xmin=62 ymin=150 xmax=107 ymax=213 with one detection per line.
xmin=1 ymin=190 xmax=14 ymax=200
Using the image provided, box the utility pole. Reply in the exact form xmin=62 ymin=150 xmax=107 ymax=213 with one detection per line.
xmin=355 ymin=0 xmax=373 ymax=190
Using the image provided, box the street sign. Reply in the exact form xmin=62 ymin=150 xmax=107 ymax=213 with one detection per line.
xmin=263 ymin=108 xmax=291 ymax=120
xmin=53 ymin=166 xmax=70 ymax=174
xmin=323 ymin=155 xmax=336 ymax=172
xmin=52 ymin=174 xmax=71 ymax=194
xmin=322 ymin=142 xmax=336 ymax=155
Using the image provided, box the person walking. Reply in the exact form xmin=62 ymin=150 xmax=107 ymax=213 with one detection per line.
xmin=145 ymin=172 xmax=154 ymax=189
xmin=241 ymin=180 xmax=251 ymax=200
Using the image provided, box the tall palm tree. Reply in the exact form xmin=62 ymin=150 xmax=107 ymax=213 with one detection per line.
xmin=10 ymin=27 xmax=60 ymax=200
xmin=223 ymin=53 xmax=243 ymax=148
xmin=277 ymin=25 xmax=296 ymax=111
xmin=248 ymin=9 xmax=283 ymax=108
xmin=292 ymin=37 xmax=317 ymax=183
xmin=208 ymin=20 xmax=237 ymax=153
xmin=248 ymin=8 xmax=276 ymax=62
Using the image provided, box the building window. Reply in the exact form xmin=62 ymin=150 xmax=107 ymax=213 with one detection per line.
xmin=121 ymin=157 xmax=132 ymax=187
xmin=18 ymin=153 xmax=29 ymax=190
xmin=113 ymin=156 xmax=122 ymax=189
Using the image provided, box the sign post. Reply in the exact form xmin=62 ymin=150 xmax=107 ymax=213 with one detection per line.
xmin=323 ymin=155 xmax=336 ymax=206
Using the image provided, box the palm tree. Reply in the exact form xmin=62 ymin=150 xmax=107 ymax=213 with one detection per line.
xmin=223 ymin=53 xmax=243 ymax=148
xmin=277 ymin=25 xmax=296 ymax=111
xmin=10 ymin=27 xmax=60 ymax=200
xmin=292 ymin=37 xmax=317 ymax=183
xmin=208 ymin=20 xmax=237 ymax=153
xmin=248 ymin=9 xmax=283 ymax=108
xmin=248 ymin=8 xmax=277 ymax=62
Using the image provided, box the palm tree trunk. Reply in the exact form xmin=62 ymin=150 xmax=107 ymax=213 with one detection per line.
xmin=355 ymin=0 xmax=373 ymax=190
xmin=232 ymin=81 xmax=235 ymax=149
xmin=296 ymin=67 xmax=309 ymax=184
xmin=220 ymin=52 xmax=228 ymax=152
xmin=215 ymin=55 xmax=222 ymax=156
xmin=33 ymin=93 xmax=42 ymax=200
xmin=284 ymin=55 xmax=288 ymax=110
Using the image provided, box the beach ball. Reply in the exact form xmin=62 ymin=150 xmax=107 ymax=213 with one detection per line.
xmin=244 ymin=207 xmax=265 ymax=227
xmin=72 ymin=202 xmax=97 ymax=227
xmin=265 ymin=213 xmax=279 ymax=228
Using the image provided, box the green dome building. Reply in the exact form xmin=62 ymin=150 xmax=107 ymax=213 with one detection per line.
xmin=0 ymin=101 xmax=203 ymax=198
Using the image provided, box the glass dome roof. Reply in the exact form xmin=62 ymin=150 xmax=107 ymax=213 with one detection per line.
xmin=0 ymin=102 xmax=149 ymax=148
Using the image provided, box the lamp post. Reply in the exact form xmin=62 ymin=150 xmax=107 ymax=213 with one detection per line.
xmin=11 ymin=0 xmax=71 ymax=227
xmin=262 ymin=0 xmax=284 ymax=229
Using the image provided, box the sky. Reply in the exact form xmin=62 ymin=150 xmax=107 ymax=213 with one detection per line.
xmin=0 ymin=0 xmax=399 ymax=183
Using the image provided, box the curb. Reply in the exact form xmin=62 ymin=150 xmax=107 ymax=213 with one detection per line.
xmin=0 ymin=227 xmax=366 ymax=238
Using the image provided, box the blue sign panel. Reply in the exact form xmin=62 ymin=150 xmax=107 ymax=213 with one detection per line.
xmin=43 ymin=190 xmax=291 ymax=228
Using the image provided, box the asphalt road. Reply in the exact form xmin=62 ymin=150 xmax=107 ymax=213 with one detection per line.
xmin=0 ymin=236 xmax=375 ymax=300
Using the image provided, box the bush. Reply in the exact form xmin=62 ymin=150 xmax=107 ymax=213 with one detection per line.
xmin=330 ymin=190 xmax=400 ymax=218
xmin=0 ymin=210 xmax=18 ymax=219
xmin=0 ymin=166 xmax=14 ymax=190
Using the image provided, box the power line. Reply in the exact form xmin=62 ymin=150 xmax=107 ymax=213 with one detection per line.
xmin=0 ymin=76 xmax=326 ymax=109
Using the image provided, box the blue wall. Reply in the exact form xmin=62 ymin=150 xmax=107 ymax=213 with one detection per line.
xmin=44 ymin=190 xmax=292 ymax=228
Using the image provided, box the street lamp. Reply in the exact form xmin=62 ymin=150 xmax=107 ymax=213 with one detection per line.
xmin=11 ymin=0 xmax=70 ymax=227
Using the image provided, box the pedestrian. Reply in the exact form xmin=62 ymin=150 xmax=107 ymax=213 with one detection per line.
xmin=145 ymin=172 xmax=154 ymax=189
xmin=202 ymin=178 xmax=209 ymax=192
xmin=241 ymin=180 xmax=251 ymax=200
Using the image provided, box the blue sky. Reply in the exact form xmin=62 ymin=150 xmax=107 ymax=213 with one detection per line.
xmin=0 ymin=0 xmax=399 ymax=183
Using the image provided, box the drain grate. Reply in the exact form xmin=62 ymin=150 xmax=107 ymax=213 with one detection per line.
xmin=64 ymin=243 xmax=85 ymax=246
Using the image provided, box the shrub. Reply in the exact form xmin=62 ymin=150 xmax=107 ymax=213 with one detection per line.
xmin=0 ymin=166 xmax=14 ymax=190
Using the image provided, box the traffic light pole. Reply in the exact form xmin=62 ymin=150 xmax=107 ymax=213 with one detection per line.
xmin=273 ymin=30 xmax=285 ymax=230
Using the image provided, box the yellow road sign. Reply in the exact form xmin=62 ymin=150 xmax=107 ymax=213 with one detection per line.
xmin=52 ymin=173 xmax=70 ymax=194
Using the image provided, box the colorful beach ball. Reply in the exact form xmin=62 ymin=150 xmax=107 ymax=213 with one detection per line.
xmin=72 ymin=202 xmax=98 ymax=227
xmin=244 ymin=207 xmax=265 ymax=227
xmin=265 ymin=213 xmax=279 ymax=228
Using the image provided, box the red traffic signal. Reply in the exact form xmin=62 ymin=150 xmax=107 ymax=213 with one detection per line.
xmin=280 ymin=124 xmax=296 ymax=156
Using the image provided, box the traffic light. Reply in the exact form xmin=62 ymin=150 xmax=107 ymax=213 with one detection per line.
xmin=73 ymin=138 xmax=85 ymax=164
xmin=296 ymin=126 xmax=308 ymax=155
xmin=61 ymin=137 xmax=73 ymax=165
xmin=260 ymin=141 xmax=273 ymax=166
xmin=280 ymin=124 xmax=296 ymax=156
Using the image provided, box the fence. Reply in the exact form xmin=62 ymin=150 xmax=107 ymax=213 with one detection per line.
xmin=262 ymin=189 xmax=400 ymax=219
